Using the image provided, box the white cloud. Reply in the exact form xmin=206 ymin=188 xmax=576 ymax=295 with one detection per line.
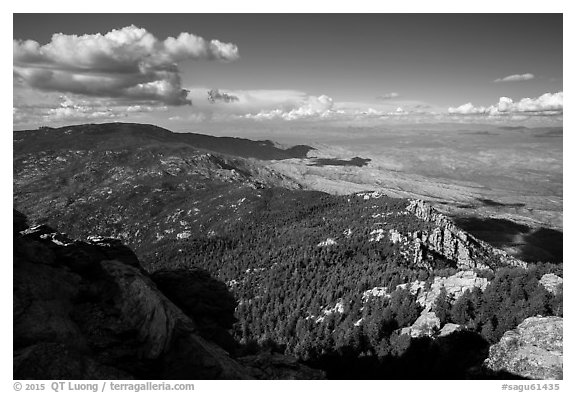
xmin=493 ymin=73 xmax=535 ymax=83
xmin=245 ymin=94 xmax=342 ymax=121
xmin=496 ymin=92 xmax=563 ymax=113
xmin=13 ymin=25 xmax=239 ymax=106
xmin=448 ymin=102 xmax=490 ymax=115
xmin=449 ymin=92 xmax=562 ymax=116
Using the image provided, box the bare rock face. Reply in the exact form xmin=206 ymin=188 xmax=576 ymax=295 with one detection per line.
xmin=438 ymin=323 xmax=464 ymax=337
xmin=484 ymin=316 xmax=563 ymax=380
xmin=406 ymin=200 xmax=527 ymax=270
xmin=539 ymin=273 xmax=563 ymax=296
xmin=401 ymin=311 xmax=441 ymax=338
xmin=100 ymin=260 xmax=250 ymax=379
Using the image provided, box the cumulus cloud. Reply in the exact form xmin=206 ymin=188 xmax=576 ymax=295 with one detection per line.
xmin=448 ymin=102 xmax=490 ymax=115
xmin=207 ymin=89 xmax=239 ymax=104
xmin=376 ymin=92 xmax=400 ymax=100
xmin=493 ymin=73 xmax=535 ymax=83
xmin=448 ymin=92 xmax=563 ymax=116
xmin=245 ymin=94 xmax=342 ymax=121
xmin=13 ymin=25 xmax=239 ymax=106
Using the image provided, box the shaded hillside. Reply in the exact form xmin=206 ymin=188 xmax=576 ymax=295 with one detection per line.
xmin=14 ymin=123 xmax=315 ymax=160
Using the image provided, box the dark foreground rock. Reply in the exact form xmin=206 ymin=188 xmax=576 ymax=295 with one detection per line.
xmin=484 ymin=316 xmax=563 ymax=380
xmin=238 ymin=352 xmax=325 ymax=379
xmin=14 ymin=209 xmax=321 ymax=379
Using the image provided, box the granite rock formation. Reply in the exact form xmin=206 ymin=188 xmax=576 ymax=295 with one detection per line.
xmin=406 ymin=199 xmax=527 ymax=270
xmin=397 ymin=270 xmax=489 ymax=338
xmin=401 ymin=311 xmax=441 ymax=338
xmin=398 ymin=270 xmax=489 ymax=312
xmin=484 ymin=316 xmax=563 ymax=380
xmin=539 ymin=273 xmax=563 ymax=296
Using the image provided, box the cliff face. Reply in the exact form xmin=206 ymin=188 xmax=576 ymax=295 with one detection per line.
xmin=484 ymin=316 xmax=563 ymax=380
xmin=406 ymin=200 xmax=527 ymax=270
xmin=13 ymin=210 xmax=322 ymax=380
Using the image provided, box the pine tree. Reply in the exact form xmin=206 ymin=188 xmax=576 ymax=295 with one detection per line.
xmin=434 ymin=286 xmax=451 ymax=325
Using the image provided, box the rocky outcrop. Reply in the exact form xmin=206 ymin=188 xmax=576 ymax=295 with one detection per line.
xmin=484 ymin=316 xmax=563 ymax=380
xmin=406 ymin=200 xmax=527 ymax=270
xmin=397 ymin=270 xmax=488 ymax=338
xmin=151 ymin=269 xmax=239 ymax=354
xmin=13 ymin=210 xmax=252 ymax=379
xmin=398 ymin=270 xmax=489 ymax=311
xmin=438 ymin=323 xmax=464 ymax=337
xmin=539 ymin=273 xmax=563 ymax=296
xmin=401 ymin=311 xmax=441 ymax=338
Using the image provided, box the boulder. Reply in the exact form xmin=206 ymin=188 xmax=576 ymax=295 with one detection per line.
xmin=484 ymin=316 xmax=563 ymax=379
xmin=539 ymin=273 xmax=563 ymax=296
xmin=438 ymin=323 xmax=464 ymax=337
xmin=402 ymin=311 xmax=440 ymax=338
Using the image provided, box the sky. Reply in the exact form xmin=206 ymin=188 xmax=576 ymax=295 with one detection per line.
xmin=13 ymin=14 xmax=564 ymax=132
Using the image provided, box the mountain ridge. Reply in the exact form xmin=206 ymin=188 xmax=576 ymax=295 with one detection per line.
xmin=14 ymin=122 xmax=315 ymax=161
